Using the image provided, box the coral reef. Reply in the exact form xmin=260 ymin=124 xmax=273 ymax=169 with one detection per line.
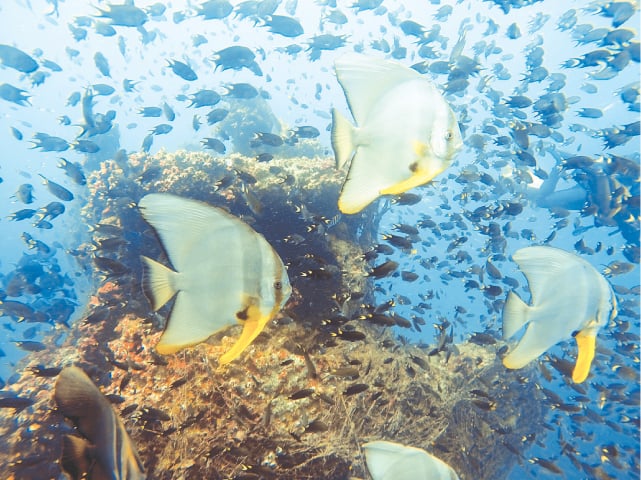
xmin=217 ymin=96 xmax=282 ymax=156
xmin=0 ymin=151 xmax=544 ymax=479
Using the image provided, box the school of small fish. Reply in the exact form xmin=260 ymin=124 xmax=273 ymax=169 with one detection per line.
xmin=0 ymin=0 xmax=638 ymax=479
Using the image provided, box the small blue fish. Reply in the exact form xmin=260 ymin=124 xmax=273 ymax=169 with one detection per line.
xmin=0 ymin=44 xmax=38 ymax=73
xmin=94 ymin=3 xmax=148 ymax=27
xmin=94 ymin=52 xmax=111 ymax=77
xmin=150 ymin=124 xmax=172 ymax=135
xmin=167 ymin=59 xmax=197 ymax=81
xmin=138 ymin=106 xmax=162 ymax=117
xmin=30 ymin=133 xmax=68 ymax=151
xmin=10 ymin=127 xmax=23 ymax=140
xmin=0 ymin=83 xmax=31 ymax=106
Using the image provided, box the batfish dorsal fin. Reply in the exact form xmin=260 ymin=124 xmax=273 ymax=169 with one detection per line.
xmin=139 ymin=193 xmax=246 ymax=272
xmin=512 ymin=246 xmax=576 ymax=304
xmin=334 ymin=53 xmax=420 ymax=124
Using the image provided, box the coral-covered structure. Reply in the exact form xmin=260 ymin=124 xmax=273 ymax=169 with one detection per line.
xmin=0 ymin=151 xmax=544 ymax=479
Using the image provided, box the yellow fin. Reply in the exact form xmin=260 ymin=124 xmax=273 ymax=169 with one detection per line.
xmin=219 ymin=304 xmax=268 ymax=365
xmin=380 ymin=161 xmax=432 ymax=196
xmin=379 ymin=174 xmax=426 ymax=196
xmin=572 ymin=330 xmax=596 ymax=383
xmin=380 ymin=142 xmax=444 ymax=196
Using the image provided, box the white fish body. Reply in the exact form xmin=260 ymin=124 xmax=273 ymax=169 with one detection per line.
xmin=139 ymin=193 xmax=291 ymax=364
xmin=363 ymin=440 xmax=459 ymax=480
xmin=331 ymin=54 xmax=462 ymax=214
xmin=502 ymin=246 xmax=617 ymax=383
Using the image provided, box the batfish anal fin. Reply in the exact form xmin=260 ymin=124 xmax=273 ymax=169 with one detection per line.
xmin=379 ymin=171 xmax=431 ymax=196
xmin=155 ymin=341 xmax=185 ymax=355
xmin=219 ymin=303 xmax=270 ymax=365
xmin=572 ymin=330 xmax=596 ymax=383
xmin=379 ymin=142 xmax=445 ymax=196
xmin=502 ymin=319 xmax=546 ymax=371
xmin=337 ymin=145 xmax=389 ymax=214
xmin=154 ymin=292 xmax=228 ymax=355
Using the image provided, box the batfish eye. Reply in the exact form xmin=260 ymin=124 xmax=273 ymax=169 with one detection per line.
xmin=445 ymin=131 xmax=453 ymax=141
xmin=274 ymin=281 xmax=282 ymax=290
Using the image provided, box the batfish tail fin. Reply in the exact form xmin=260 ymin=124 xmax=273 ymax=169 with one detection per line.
xmin=141 ymin=256 xmax=178 ymax=310
xmin=331 ymin=108 xmax=355 ymax=170
xmin=572 ymin=330 xmax=596 ymax=383
xmin=502 ymin=291 xmax=529 ymax=339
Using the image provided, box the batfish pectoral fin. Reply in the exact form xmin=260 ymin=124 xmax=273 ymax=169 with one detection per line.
xmin=218 ymin=303 xmax=269 ymax=365
xmin=572 ymin=330 xmax=596 ymax=383
xmin=413 ymin=140 xmax=432 ymax=159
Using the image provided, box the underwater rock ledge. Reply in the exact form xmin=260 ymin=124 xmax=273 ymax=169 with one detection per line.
xmin=0 ymin=151 xmax=544 ymax=479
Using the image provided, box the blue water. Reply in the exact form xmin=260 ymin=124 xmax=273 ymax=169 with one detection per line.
xmin=0 ymin=0 xmax=639 ymax=478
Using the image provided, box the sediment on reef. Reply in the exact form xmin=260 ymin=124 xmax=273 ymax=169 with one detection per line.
xmin=0 ymin=151 xmax=544 ymax=480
